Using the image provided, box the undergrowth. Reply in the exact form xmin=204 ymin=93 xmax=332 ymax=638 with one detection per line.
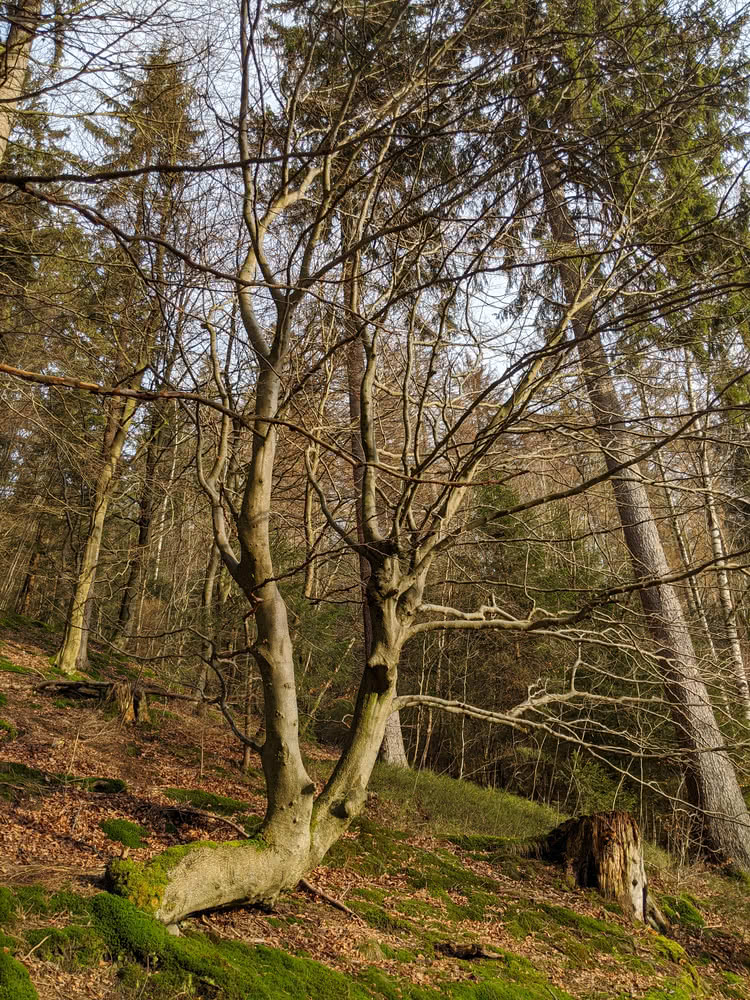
xmin=368 ymin=763 xmax=562 ymax=839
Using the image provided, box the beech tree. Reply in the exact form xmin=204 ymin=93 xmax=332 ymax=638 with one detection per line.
xmin=4 ymin=0 xmax=750 ymax=924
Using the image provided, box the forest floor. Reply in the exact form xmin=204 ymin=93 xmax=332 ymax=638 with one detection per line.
xmin=0 ymin=614 xmax=748 ymax=999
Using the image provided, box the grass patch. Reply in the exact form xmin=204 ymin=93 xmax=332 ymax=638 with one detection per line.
xmin=25 ymin=925 xmax=107 ymax=970
xmin=163 ymin=787 xmax=250 ymax=816
xmin=0 ymin=659 xmax=30 ymax=675
xmin=368 ymin=764 xmax=561 ymax=840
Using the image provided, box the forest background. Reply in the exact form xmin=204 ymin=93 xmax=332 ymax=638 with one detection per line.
xmin=4 ymin=0 xmax=750 ymax=920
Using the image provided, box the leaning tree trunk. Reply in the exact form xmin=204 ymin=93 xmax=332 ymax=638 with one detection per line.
xmin=541 ymin=156 xmax=750 ymax=868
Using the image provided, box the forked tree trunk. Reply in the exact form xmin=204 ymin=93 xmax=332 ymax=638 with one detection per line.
xmin=541 ymin=156 xmax=750 ymax=868
xmin=112 ymin=347 xmax=411 ymax=925
xmin=346 ymin=316 xmax=408 ymax=768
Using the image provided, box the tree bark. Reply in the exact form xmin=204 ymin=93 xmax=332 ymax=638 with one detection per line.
xmin=686 ymin=367 xmax=750 ymax=721
xmin=15 ymin=520 xmax=43 ymax=615
xmin=54 ymin=396 xmax=137 ymax=675
xmin=0 ymin=0 xmax=41 ymax=166
xmin=541 ymin=155 xmax=750 ymax=867
xmin=115 ymin=404 xmax=168 ymax=643
xmin=346 ymin=326 xmax=408 ymax=768
xmin=537 ymin=812 xmax=664 ymax=927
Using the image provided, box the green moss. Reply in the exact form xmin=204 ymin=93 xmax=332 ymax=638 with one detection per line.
xmin=0 ymin=950 xmax=37 ymax=1000
xmin=105 ymin=842 xmax=225 ymax=913
xmin=48 ymin=889 xmax=92 ymax=917
xmin=0 ymin=763 xmax=125 ymax=804
xmin=350 ymin=901 xmax=415 ymax=934
xmin=24 ymin=925 xmax=108 ymax=970
xmin=100 ymin=818 xmax=150 ymax=849
xmin=13 ymin=885 xmax=50 ymax=916
xmin=0 ymin=888 xmax=16 ymax=927
xmin=0 ymin=610 xmax=49 ymax=632
xmin=88 ymin=890 xmax=580 ymax=1000
xmin=0 ymin=659 xmax=29 ymax=675
xmin=652 ymin=934 xmax=687 ymax=964
xmin=0 ymin=932 xmax=20 ymax=953
xmin=721 ymin=971 xmax=747 ymax=998
xmin=661 ymin=894 xmax=705 ymax=928
xmin=0 ymin=720 xmax=17 ymax=740
xmin=163 ymin=787 xmax=250 ymax=816
xmin=81 ymin=776 xmax=127 ymax=794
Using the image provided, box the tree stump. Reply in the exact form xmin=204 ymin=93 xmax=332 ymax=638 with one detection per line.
xmin=112 ymin=681 xmax=150 ymax=724
xmin=536 ymin=811 xmax=664 ymax=927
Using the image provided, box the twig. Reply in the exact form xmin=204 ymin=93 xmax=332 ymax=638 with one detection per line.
xmin=297 ymin=878 xmax=362 ymax=920
xmin=22 ymin=934 xmax=50 ymax=960
xmin=158 ymin=804 xmax=250 ymax=839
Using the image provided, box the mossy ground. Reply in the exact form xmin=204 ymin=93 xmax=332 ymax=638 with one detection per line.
xmin=0 ymin=619 xmax=748 ymax=1000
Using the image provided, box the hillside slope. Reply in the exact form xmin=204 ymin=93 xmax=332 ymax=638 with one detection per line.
xmin=0 ymin=617 xmax=748 ymax=1000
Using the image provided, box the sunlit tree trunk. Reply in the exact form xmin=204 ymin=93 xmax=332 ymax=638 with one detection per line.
xmin=0 ymin=0 xmax=41 ymax=165
xmin=53 ymin=397 xmax=137 ymax=675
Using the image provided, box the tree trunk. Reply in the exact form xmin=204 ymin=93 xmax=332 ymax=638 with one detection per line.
xmin=15 ymin=520 xmax=43 ymax=615
xmin=686 ymin=364 xmax=750 ymax=721
xmin=54 ymin=396 xmax=137 ymax=675
xmin=193 ymin=542 xmax=221 ymax=713
xmin=541 ymin=155 xmax=750 ymax=868
xmin=115 ymin=408 xmax=166 ymax=643
xmin=346 ymin=335 xmax=408 ymax=768
xmin=0 ymin=0 xmax=41 ymax=166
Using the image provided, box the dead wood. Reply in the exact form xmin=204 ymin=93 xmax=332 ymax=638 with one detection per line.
xmin=36 ymin=679 xmax=198 ymax=724
xmin=533 ymin=810 xmax=667 ymax=929
xmin=297 ymin=878 xmax=362 ymax=920
xmin=435 ymin=943 xmax=503 ymax=960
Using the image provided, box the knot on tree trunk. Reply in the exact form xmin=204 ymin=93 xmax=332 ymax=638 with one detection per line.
xmin=535 ymin=811 xmax=666 ymax=929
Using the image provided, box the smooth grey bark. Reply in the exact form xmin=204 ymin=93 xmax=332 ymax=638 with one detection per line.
xmin=541 ymin=156 xmax=750 ymax=866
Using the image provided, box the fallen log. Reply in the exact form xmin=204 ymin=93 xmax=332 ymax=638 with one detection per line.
xmin=36 ymin=679 xmax=198 ymax=723
xmin=435 ymin=942 xmax=504 ymax=960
